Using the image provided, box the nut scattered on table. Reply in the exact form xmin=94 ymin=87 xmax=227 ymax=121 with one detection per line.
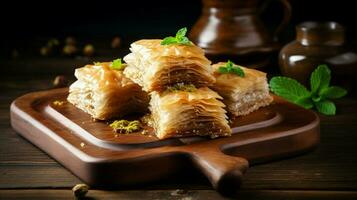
xmin=47 ymin=38 xmax=60 ymax=48
xmin=65 ymin=36 xmax=77 ymax=46
xmin=40 ymin=46 xmax=51 ymax=56
xmin=111 ymin=36 xmax=121 ymax=48
xmin=83 ymin=44 xmax=95 ymax=57
xmin=63 ymin=44 xmax=77 ymax=56
xmin=170 ymin=189 xmax=187 ymax=196
xmin=72 ymin=183 xmax=89 ymax=199
xmin=53 ymin=75 xmax=68 ymax=88
xmin=40 ymin=38 xmax=61 ymax=56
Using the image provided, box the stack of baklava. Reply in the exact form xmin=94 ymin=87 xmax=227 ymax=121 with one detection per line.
xmin=124 ymin=40 xmax=231 ymax=139
xmin=67 ymin=29 xmax=273 ymax=140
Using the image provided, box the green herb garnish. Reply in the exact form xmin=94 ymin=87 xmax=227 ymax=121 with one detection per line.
xmin=269 ymin=64 xmax=347 ymax=115
xmin=161 ymin=27 xmax=192 ymax=46
xmin=166 ymin=83 xmax=197 ymax=93
xmin=110 ymin=120 xmax=141 ymax=134
xmin=218 ymin=60 xmax=245 ymax=77
xmin=110 ymin=58 xmax=125 ymax=70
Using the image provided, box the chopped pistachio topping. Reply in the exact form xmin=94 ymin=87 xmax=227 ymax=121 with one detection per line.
xmin=110 ymin=58 xmax=126 ymax=70
xmin=53 ymin=100 xmax=65 ymax=106
xmin=110 ymin=120 xmax=141 ymax=134
xmin=166 ymin=83 xmax=197 ymax=93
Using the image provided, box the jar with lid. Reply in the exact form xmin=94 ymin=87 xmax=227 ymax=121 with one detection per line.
xmin=279 ymin=21 xmax=357 ymax=88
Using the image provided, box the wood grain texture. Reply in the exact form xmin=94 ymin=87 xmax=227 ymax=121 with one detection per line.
xmin=1 ymin=190 xmax=357 ymax=200
xmin=9 ymin=87 xmax=319 ymax=196
xmin=1 ymin=76 xmax=357 ymax=199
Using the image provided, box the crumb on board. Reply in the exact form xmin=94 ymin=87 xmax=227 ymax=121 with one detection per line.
xmin=53 ymin=100 xmax=65 ymax=106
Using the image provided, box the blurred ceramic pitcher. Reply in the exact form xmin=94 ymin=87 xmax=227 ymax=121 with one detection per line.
xmin=189 ymin=0 xmax=291 ymax=66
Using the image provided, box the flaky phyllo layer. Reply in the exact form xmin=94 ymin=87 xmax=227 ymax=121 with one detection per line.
xmin=124 ymin=39 xmax=215 ymax=92
xmin=211 ymin=62 xmax=273 ymax=116
xmin=149 ymin=87 xmax=231 ymax=139
xmin=67 ymin=63 xmax=149 ymax=120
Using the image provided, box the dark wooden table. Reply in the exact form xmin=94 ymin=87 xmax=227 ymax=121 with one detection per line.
xmin=1 ymin=56 xmax=357 ymax=200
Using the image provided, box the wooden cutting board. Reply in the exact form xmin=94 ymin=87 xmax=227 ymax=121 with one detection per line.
xmin=10 ymin=88 xmax=320 ymax=195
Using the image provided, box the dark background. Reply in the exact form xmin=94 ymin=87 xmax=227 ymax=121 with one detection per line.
xmin=2 ymin=0 xmax=357 ymax=77
xmin=2 ymin=0 xmax=357 ymax=44
xmin=2 ymin=1 xmax=357 ymax=199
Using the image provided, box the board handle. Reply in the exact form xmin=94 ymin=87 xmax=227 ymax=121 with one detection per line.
xmin=189 ymin=147 xmax=249 ymax=195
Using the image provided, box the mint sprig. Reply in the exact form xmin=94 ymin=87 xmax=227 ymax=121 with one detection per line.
xmin=269 ymin=65 xmax=347 ymax=115
xmin=161 ymin=27 xmax=193 ymax=46
xmin=218 ymin=60 xmax=245 ymax=77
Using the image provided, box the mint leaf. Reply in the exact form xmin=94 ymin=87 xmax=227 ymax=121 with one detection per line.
xmin=310 ymin=64 xmax=331 ymax=94
xmin=270 ymin=76 xmax=311 ymax=106
xmin=295 ymin=96 xmax=314 ymax=109
xmin=161 ymin=27 xmax=192 ymax=46
xmin=314 ymin=100 xmax=336 ymax=115
xmin=161 ymin=36 xmax=177 ymax=45
xmin=178 ymin=36 xmax=192 ymax=45
xmin=312 ymin=95 xmax=322 ymax=103
xmin=176 ymin=27 xmax=187 ymax=38
xmin=217 ymin=60 xmax=245 ymax=77
xmin=226 ymin=60 xmax=234 ymax=70
xmin=218 ymin=67 xmax=229 ymax=74
xmin=232 ymin=66 xmax=245 ymax=77
xmin=320 ymin=86 xmax=347 ymax=99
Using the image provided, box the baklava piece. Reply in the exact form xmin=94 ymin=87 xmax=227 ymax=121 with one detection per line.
xmin=67 ymin=62 xmax=149 ymax=120
xmin=123 ymin=39 xmax=215 ymax=92
xmin=149 ymin=86 xmax=231 ymax=139
xmin=211 ymin=62 xmax=273 ymax=116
